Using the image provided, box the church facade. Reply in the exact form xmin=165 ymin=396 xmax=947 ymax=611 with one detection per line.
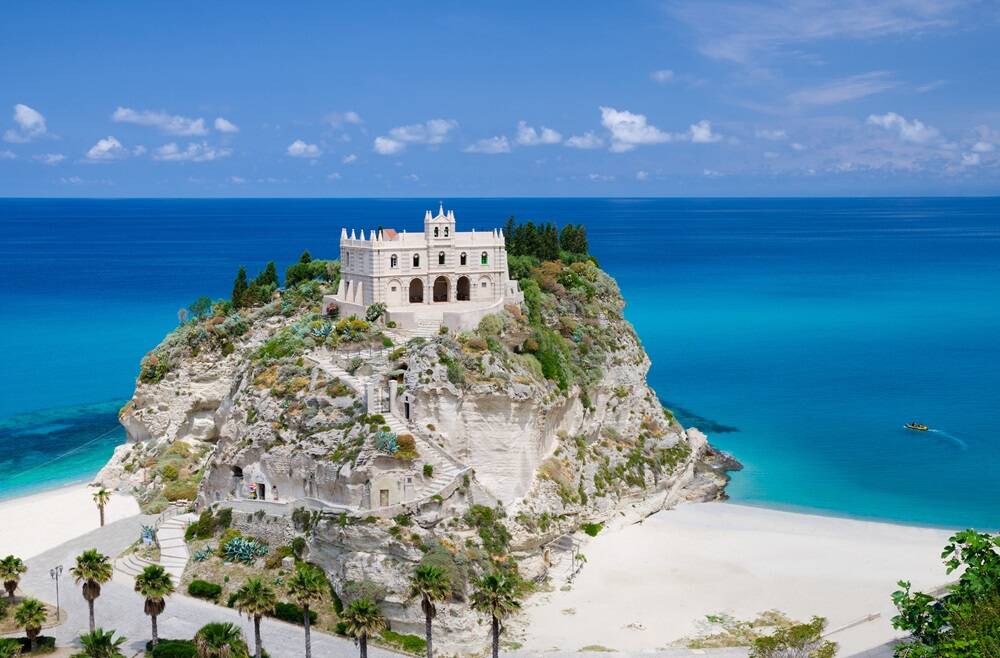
xmin=327 ymin=204 xmax=521 ymax=331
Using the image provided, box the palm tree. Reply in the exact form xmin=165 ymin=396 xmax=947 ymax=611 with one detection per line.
xmin=194 ymin=622 xmax=249 ymax=658
xmin=470 ymin=571 xmax=522 ymax=658
xmin=92 ymin=488 xmax=112 ymax=527
xmin=409 ymin=565 xmax=451 ymax=658
xmin=285 ymin=563 xmax=326 ymax=658
xmin=70 ymin=549 xmax=113 ymax=633
xmin=76 ymin=629 xmax=127 ymax=658
xmin=0 ymin=555 xmax=27 ymax=602
xmin=341 ymin=598 xmax=386 ymax=658
xmin=134 ymin=564 xmax=175 ymax=648
xmin=0 ymin=637 xmax=22 ymax=658
xmin=233 ymin=577 xmax=277 ymax=658
xmin=13 ymin=598 xmax=47 ymax=653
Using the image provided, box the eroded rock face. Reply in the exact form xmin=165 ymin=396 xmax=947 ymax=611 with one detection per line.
xmin=97 ymin=261 xmax=738 ymax=655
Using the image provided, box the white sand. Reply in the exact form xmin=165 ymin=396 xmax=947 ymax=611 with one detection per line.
xmin=521 ymin=502 xmax=955 ymax=656
xmin=0 ymin=484 xmax=140 ymax=559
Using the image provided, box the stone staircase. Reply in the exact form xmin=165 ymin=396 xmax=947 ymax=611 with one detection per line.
xmin=116 ymin=512 xmax=197 ymax=583
xmin=383 ymin=414 xmax=464 ymax=500
xmin=411 ymin=318 xmax=442 ymax=339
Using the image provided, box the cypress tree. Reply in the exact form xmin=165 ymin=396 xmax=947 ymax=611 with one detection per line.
xmin=540 ymin=223 xmax=560 ymax=261
xmin=299 ymin=250 xmax=312 ymax=264
xmin=256 ymin=261 xmax=279 ymax=288
xmin=232 ymin=266 xmax=249 ymax=308
xmin=503 ymin=216 xmax=516 ymax=254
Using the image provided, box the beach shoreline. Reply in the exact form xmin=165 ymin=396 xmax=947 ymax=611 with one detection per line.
xmin=0 ymin=482 xmax=140 ymax=560
xmin=518 ymin=501 xmax=957 ymax=656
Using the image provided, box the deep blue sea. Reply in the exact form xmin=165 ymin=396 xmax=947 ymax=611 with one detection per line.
xmin=2 ymin=198 xmax=999 ymax=529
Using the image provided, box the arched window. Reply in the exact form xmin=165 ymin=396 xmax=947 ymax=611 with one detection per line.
xmin=460 ymin=252 xmax=467 ymax=266
xmin=390 ymin=254 xmax=398 ymax=268
xmin=345 ymin=251 xmax=350 ymax=266
xmin=413 ymin=253 xmax=420 ymax=267
xmin=438 ymin=251 xmax=445 ymax=265
xmin=444 ymin=227 xmax=450 ymax=237
xmin=481 ymin=251 xmax=488 ymax=265
xmin=434 ymin=227 xmax=439 ymax=237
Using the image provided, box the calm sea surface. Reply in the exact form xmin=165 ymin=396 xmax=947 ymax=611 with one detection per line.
xmin=2 ymin=198 xmax=998 ymax=529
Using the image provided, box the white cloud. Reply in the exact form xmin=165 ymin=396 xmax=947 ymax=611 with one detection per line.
xmin=374 ymin=137 xmax=404 ymax=155
xmin=688 ymin=119 xmax=722 ymax=143
xmin=4 ymin=104 xmax=48 ymax=143
xmin=867 ymin=112 xmax=940 ymax=143
xmin=961 ymin=152 xmax=981 ymax=167
xmin=33 ymin=153 xmax=65 ymax=165
xmin=229 ymin=176 xmax=246 ymax=184
xmin=650 ymin=69 xmax=675 ymax=83
xmin=703 ymin=168 xmax=723 ymax=177
xmin=373 ymin=118 xmax=457 ymax=154
xmin=672 ymin=0 xmax=964 ymax=64
xmin=112 ymin=107 xmax=207 ymax=136
xmin=464 ymin=136 xmax=511 ymax=154
xmin=85 ymin=136 xmax=129 ymax=161
xmin=516 ymin=121 xmax=562 ymax=146
xmin=402 ymin=173 xmax=419 ymax=182
xmin=972 ymin=141 xmax=994 ymax=153
xmin=764 ymin=151 xmax=780 ymax=159
xmin=61 ymin=176 xmax=83 ymax=184
xmin=600 ymin=106 xmax=673 ymax=152
xmin=154 ymin=142 xmax=232 ymax=162
xmin=564 ymin=131 xmax=604 ymax=149
xmin=214 ymin=117 xmax=239 ymax=133
xmin=756 ymin=128 xmax=787 ymax=140
xmin=588 ymin=173 xmax=615 ymax=182
xmin=287 ymin=139 xmax=322 ymax=158
xmin=327 ymin=111 xmax=363 ymax=127
xmin=327 ymin=172 xmax=342 ymax=180
xmin=132 ymin=145 xmax=147 ymax=156
xmin=791 ymin=142 xmax=806 ymax=151
xmin=342 ymin=153 xmax=358 ymax=164
xmin=636 ymin=170 xmax=649 ymax=181
xmin=0 ymin=149 xmax=15 ymax=160
xmin=789 ymin=72 xmax=896 ymax=107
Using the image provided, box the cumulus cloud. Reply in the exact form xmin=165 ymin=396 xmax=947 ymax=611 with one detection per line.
xmin=516 ymin=121 xmax=562 ymax=146
xmin=33 ymin=153 xmax=65 ymax=165
xmin=564 ymin=131 xmax=604 ymax=149
xmin=342 ymin=153 xmax=358 ymax=164
xmin=154 ymin=142 xmax=232 ymax=162
xmin=327 ymin=111 xmax=363 ymax=127
xmin=214 ymin=117 xmax=239 ymax=133
xmin=600 ymin=106 xmax=673 ymax=152
xmin=972 ymin=141 xmax=994 ymax=153
xmin=287 ymin=139 xmax=322 ymax=158
xmin=373 ymin=118 xmax=457 ymax=155
xmin=688 ymin=120 xmax=723 ymax=143
xmin=650 ymin=69 xmax=675 ymax=83
xmin=402 ymin=173 xmax=420 ymax=182
xmin=327 ymin=172 xmax=342 ymax=180
xmin=961 ymin=153 xmax=980 ymax=167
xmin=229 ymin=176 xmax=247 ymax=184
xmin=85 ymin=136 xmax=129 ymax=161
xmin=464 ymin=136 xmax=511 ymax=154
xmin=867 ymin=112 xmax=940 ymax=143
xmin=112 ymin=107 xmax=207 ymax=136
xmin=703 ymin=168 xmax=723 ymax=177
xmin=636 ymin=170 xmax=649 ymax=181
xmin=588 ymin=173 xmax=615 ymax=182
xmin=4 ymin=104 xmax=48 ymax=143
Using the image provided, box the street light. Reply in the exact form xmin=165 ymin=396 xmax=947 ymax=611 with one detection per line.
xmin=49 ymin=565 xmax=62 ymax=620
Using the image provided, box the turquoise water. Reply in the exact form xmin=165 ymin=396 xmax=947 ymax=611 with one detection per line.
xmin=1 ymin=198 xmax=998 ymax=529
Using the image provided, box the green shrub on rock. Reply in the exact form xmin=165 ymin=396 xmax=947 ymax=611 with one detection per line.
xmin=187 ymin=579 xmax=222 ymax=601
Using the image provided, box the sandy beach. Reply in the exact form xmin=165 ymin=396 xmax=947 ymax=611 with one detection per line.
xmin=0 ymin=484 xmax=140 ymax=559
xmin=519 ymin=502 xmax=956 ymax=656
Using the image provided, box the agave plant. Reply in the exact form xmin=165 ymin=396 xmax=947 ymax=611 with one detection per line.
xmin=309 ymin=322 xmax=332 ymax=339
xmin=192 ymin=548 xmax=215 ymax=562
xmin=223 ymin=537 xmax=268 ymax=565
xmin=140 ymin=525 xmax=156 ymax=543
xmin=374 ymin=430 xmax=398 ymax=454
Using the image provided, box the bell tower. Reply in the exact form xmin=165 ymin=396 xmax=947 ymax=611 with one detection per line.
xmin=424 ymin=202 xmax=456 ymax=243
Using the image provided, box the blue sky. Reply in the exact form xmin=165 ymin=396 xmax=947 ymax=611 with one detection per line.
xmin=1 ymin=1 xmax=998 ymax=196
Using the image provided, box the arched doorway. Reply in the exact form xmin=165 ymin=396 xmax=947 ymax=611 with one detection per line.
xmin=409 ymin=278 xmax=424 ymax=303
xmin=457 ymin=276 xmax=470 ymax=301
xmin=433 ymin=276 xmax=449 ymax=302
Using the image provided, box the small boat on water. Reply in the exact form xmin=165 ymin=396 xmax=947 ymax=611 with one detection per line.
xmin=905 ymin=422 xmax=929 ymax=432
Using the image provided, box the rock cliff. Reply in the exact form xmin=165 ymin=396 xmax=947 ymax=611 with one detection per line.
xmin=97 ymin=258 xmax=735 ymax=653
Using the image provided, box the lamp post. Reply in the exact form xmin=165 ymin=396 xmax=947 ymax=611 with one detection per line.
xmin=49 ymin=565 xmax=62 ymax=620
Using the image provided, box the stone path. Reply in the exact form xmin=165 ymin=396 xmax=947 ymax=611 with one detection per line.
xmin=115 ymin=512 xmax=198 ymax=583
xmin=11 ymin=515 xmax=397 ymax=658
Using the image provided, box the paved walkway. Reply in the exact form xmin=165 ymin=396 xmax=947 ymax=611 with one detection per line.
xmin=10 ymin=515 xmax=397 ymax=658
xmin=116 ymin=512 xmax=197 ymax=583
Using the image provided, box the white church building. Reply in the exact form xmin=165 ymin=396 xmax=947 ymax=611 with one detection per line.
xmin=326 ymin=204 xmax=523 ymax=332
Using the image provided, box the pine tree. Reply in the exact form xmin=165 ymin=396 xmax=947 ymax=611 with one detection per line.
xmin=256 ymin=261 xmax=279 ymax=288
xmin=540 ymin=223 xmax=560 ymax=261
xmin=299 ymin=250 xmax=312 ymax=264
xmin=232 ymin=266 xmax=249 ymax=308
